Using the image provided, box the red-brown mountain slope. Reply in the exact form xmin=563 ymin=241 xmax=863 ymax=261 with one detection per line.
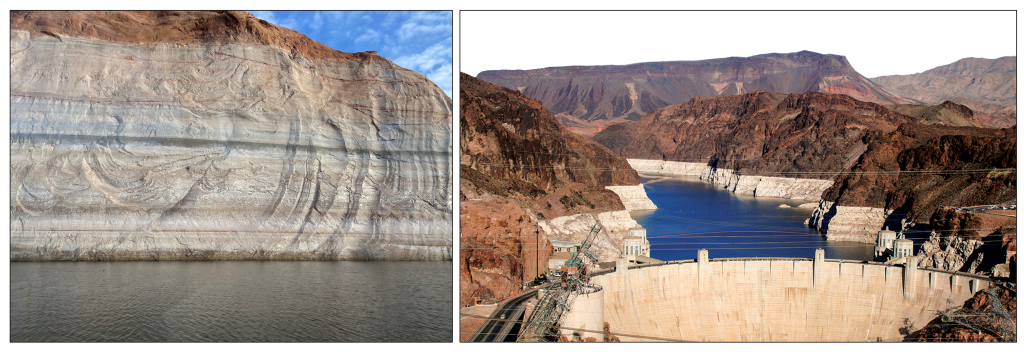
xmin=479 ymin=51 xmax=909 ymax=136
xmin=592 ymin=91 xmax=1016 ymax=222
xmin=872 ymin=57 xmax=1016 ymax=128
xmin=460 ymin=72 xmax=640 ymax=306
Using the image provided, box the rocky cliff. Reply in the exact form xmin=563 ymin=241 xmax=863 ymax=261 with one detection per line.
xmin=594 ymin=91 xmax=1015 ymax=242
xmin=915 ymin=207 xmax=1017 ymax=277
xmin=479 ymin=51 xmax=909 ymax=136
xmin=10 ymin=11 xmax=453 ymax=261
xmin=460 ymin=72 xmax=651 ymax=305
xmin=872 ymin=57 xmax=1017 ymax=128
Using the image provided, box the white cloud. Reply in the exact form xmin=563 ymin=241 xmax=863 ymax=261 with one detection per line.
xmin=393 ymin=40 xmax=452 ymax=97
xmin=427 ymin=63 xmax=453 ymax=97
xmin=381 ymin=12 xmax=401 ymax=28
xmin=396 ymin=11 xmax=452 ymax=41
xmin=355 ymin=29 xmax=381 ymax=44
xmin=309 ymin=12 xmax=324 ymax=30
xmin=393 ymin=41 xmax=452 ymax=73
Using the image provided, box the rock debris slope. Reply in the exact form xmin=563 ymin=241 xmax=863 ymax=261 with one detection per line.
xmin=10 ymin=11 xmax=452 ymax=261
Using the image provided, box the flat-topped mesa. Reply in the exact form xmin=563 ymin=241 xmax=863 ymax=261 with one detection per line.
xmin=479 ymin=51 xmax=909 ymax=136
xmin=10 ymin=11 xmax=453 ymax=261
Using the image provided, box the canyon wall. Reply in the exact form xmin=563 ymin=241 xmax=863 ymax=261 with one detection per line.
xmin=604 ymin=185 xmax=657 ymax=211
xmin=628 ymin=159 xmax=833 ymax=200
xmin=460 ymin=72 xmax=653 ymax=305
xmin=596 ymin=91 xmax=1015 ymax=245
xmin=538 ymin=210 xmax=641 ymax=262
xmin=10 ymin=11 xmax=453 ymax=261
xmin=699 ymin=166 xmax=833 ymax=201
xmin=627 ymin=159 xmax=705 ymax=176
xmin=805 ymin=201 xmax=890 ymax=243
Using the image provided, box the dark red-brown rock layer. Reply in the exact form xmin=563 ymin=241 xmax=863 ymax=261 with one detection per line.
xmin=10 ymin=11 xmax=390 ymax=64
xmin=593 ymin=90 xmax=1016 ymax=222
xmin=479 ymin=51 xmax=909 ymax=136
xmin=460 ymin=72 xmax=641 ymax=306
xmin=826 ymin=125 xmax=1015 ymax=222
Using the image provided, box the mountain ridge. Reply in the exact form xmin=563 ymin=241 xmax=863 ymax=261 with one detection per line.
xmin=479 ymin=51 xmax=910 ymax=136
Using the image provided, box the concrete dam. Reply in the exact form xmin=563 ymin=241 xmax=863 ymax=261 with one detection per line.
xmin=571 ymin=250 xmax=992 ymax=342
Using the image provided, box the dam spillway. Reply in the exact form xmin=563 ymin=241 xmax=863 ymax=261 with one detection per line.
xmin=587 ymin=250 xmax=991 ymax=342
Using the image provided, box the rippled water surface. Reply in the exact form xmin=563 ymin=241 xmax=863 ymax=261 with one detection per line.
xmin=635 ymin=176 xmax=875 ymax=261
xmin=11 ymin=261 xmax=452 ymax=342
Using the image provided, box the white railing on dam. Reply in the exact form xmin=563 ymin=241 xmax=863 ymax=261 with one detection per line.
xmin=590 ymin=250 xmax=994 ymax=342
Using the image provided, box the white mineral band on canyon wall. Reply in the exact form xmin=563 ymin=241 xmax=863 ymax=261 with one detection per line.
xmin=538 ymin=210 xmax=640 ymax=262
xmin=628 ymin=159 xmax=834 ymax=200
xmin=627 ymin=159 xmax=705 ymax=176
xmin=10 ymin=30 xmax=452 ymax=261
xmin=604 ymin=185 xmax=657 ymax=211
xmin=628 ymin=159 xmax=886 ymax=243
xmin=805 ymin=201 xmax=890 ymax=243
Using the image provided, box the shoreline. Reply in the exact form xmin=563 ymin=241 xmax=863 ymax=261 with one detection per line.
xmin=629 ymin=159 xmax=887 ymax=244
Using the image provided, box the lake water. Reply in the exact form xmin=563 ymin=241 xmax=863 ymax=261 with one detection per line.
xmin=634 ymin=176 xmax=875 ymax=262
xmin=10 ymin=261 xmax=452 ymax=342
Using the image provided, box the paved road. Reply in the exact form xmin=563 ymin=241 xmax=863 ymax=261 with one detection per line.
xmin=468 ymin=290 xmax=537 ymax=342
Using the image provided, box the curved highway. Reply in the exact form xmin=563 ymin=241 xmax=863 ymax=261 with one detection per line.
xmin=468 ymin=290 xmax=537 ymax=342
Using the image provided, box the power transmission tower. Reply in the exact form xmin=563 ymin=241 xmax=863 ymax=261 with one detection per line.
xmin=935 ymin=287 xmax=1016 ymax=341
xmin=518 ymin=224 xmax=601 ymax=342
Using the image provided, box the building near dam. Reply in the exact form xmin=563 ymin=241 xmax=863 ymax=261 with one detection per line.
xmin=873 ymin=227 xmax=915 ymax=263
xmin=622 ymin=227 xmax=651 ymax=259
xmin=561 ymin=249 xmax=993 ymax=342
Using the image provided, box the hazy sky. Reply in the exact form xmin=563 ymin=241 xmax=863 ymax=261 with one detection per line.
xmin=461 ymin=11 xmax=1016 ymax=78
xmin=252 ymin=11 xmax=453 ymax=97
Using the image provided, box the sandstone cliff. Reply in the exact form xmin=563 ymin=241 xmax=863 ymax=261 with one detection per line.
xmin=10 ymin=11 xmax=453 ymax=261
xmin=460 ymin=72 xmax=651 ymax=306
xmin=872 ymin=57 xmax=1016 ymax=128
xmin=479 ymin=51 xmax=909 ymax=136
xmin=594 ymin=91 xmax=1015 ymax=243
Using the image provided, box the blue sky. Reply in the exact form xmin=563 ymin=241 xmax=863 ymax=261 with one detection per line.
xmin=251 ymin=11 xmax=452 ymax=97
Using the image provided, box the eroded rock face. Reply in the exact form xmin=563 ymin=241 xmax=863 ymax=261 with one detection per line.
xmin=460 ymin=72 xmax=651 ymax=304
xmin=873 ymin=57 xmax=1017 ymax=128
xmin=10 ymin=11 xmax=453 ymax=261
xmin=538 ymin=211 xmax=640 ymax=262
xmin=628 ymin=159 xmax=706 ymax=176
xmin=700 ymin=165 xmax=833 ymax=200
xmin=805 ymin=201 xmax=889 ymax=243
xmin=479 ymin=51 xmax=909 ymax=136
xmin=604 ymin=185 xmax=657 ymax=211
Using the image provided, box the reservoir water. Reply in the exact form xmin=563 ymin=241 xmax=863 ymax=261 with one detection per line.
xmin=11 ymin=261 xmax=452 ymax=342
xmin=634 ymin=176 xmax=875 ymax=262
